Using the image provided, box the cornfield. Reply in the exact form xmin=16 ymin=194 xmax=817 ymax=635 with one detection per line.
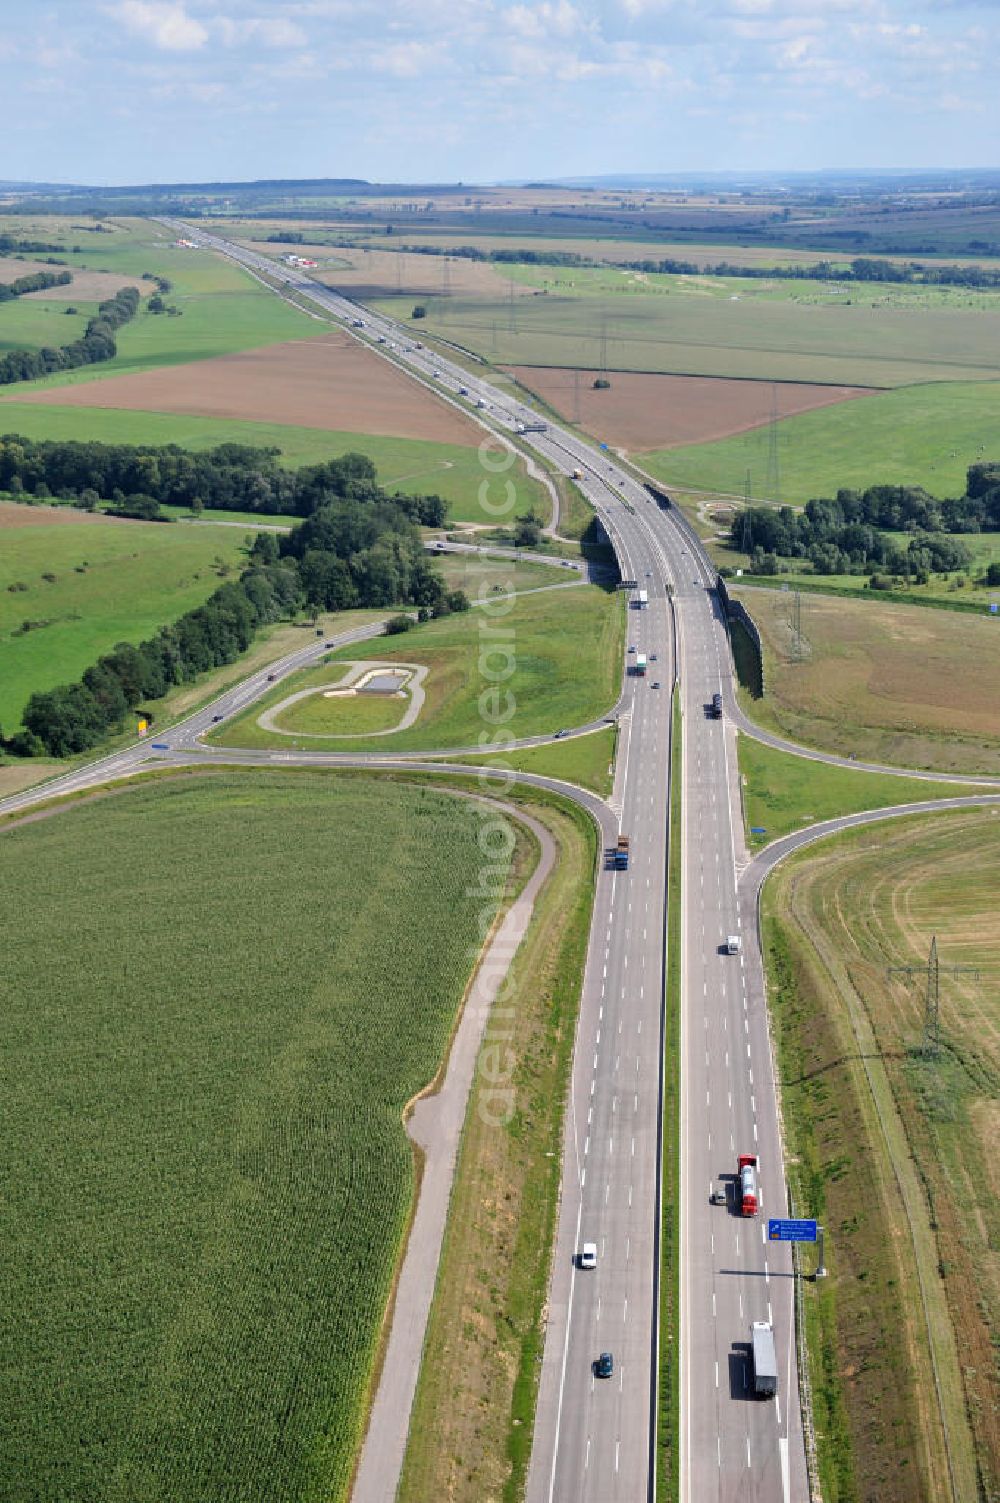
xmin=0 ymin=772 xmax=499 ymax=1502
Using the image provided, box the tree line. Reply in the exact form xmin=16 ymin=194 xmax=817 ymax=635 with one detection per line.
xmin=10 ymin=492 xmax=465 ymax=758
xmin=0 ymin=270 xmax=72 ymax=303
xmin=0 ymin=436 xmax=448 ymax=524
xmin=396 ymin=241 xmax=1000 ymax=291
xmin=0 ymin=285 xmax=139 ymax=388
xmin=732 ymin=467 xmax=1000 ymax=579
xmin=0 ymin=235 xmax=65 ymax=255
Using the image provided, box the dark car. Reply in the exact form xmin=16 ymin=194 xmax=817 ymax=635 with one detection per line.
xmin=711 ymin=692 xmax=723 ymax=719
xmin=266 ymin=673 xmax=277 ymax=682
xmin=652 ymin=681 xmax=660 ymax=689
xmin=595 ymin=1352 xmax=614 ymax=1380
xmin=211 ymin=714 xmax=223 ymax=723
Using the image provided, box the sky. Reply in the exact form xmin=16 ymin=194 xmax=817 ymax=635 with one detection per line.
xmin=2 ymin=0 xmax=998 ymax=184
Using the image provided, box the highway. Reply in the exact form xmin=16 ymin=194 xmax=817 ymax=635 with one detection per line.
xmin=153 ymin=218 xmax=813 ymax=1501
xmin=9 ymin=220 xmax=804 ymax=1500
xmin=14 ymin=222 xmax=992 ymax=1501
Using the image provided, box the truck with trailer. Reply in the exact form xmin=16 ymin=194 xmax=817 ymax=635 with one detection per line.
xmin=738 ymin=1154 xmax=759 ymax=1216
xmin=750 ymin=1322 xmax=777 ymax=1397
xmin=605 ymin=835 xmax=630 ymax=871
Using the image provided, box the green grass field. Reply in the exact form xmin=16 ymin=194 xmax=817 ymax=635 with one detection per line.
xmin=448 ymin=724 xmax=616 ymax=797
xmin=212 ymin=585 xmax=624 ymax=754
xmin=0 ymin=770 xmax=509 ymax=1503
xmin=0 ymin=222 xmax=319 ymax=392
xmin=274 ymin=685 xmax=408 ymax=735
xmin=0 ymin=404 xmax=547 ymax=524
xmin=732 ymin=586 xmax=1000 ymax=776
xmin=737 ymin=735 xmax=986 ymax=849
xmin=0 ymin=514 xmax=249 ymax=730
xmin=643 ymin=380 xmax=1000 ymax=502
xmin=763 ymin=810 xmax=997 ymax=1501
xmin=0 ymin=297 xmax=94 ymax=352
xmin=370 ymin=289 xmax=1000 ymax=388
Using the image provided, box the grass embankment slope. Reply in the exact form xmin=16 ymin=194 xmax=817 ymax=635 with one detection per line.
xmin=763 ymin=808 xmax=999 ymax=1502
xmin=738 ymin=737 xmax=990 ymax=849
xmin=448 ymin=724 xmax=617 ymax=798
xmin=212 ymin=584 xmax=624 ymax=753
xmin=0 ymin=506 xmax=248 ymax=730
xmin=399 ymin=783 xmax=598 ymax=1503
xmin=0 ymin=770 xmax=515 ymax=1503
xmin=732 ymin=587 xmax=1000 ymax=777
xmin=643 ymin=380 xmax=1000 ymax=503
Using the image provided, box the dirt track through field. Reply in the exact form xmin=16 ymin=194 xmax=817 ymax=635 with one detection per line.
xmin=508 ymin=366 xmax=873 ymax=450
xmin=0 ymin=500 xmax=125 ymax=529
xmin=15 ymin=334 xmax=483 ymax=445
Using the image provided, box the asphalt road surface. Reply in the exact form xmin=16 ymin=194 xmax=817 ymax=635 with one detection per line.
xmin=6 ymin=222 xmax=998 ymax=1503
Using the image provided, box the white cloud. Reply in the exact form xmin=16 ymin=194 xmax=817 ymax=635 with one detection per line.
xmin=115 ymin=0 xmax=209 ymax=50
xmin=374 ymin=41 xmax=443 ymax=77
xmin=506 ymin=1 xmax=587 ymax=40
xmin=215 ymin=15 xmax=308 ymax=48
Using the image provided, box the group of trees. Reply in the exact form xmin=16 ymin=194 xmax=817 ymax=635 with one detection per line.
xmin=0 ymin=285 xmax=138 ymax=388
xmin=733 ymin=469 xmax=1000 ymax=579
xmin=0 ymin=270 xmax=72 ymax=304
xmin=12 ymin=491 xmax=465 ymax=758
xmin=0 ymin=436 xmax=448 ymax=524
xmin=396 ymin=240 xmax=1000 ymax=291
xmin=0 ymin=235 xmax=64 ymax=255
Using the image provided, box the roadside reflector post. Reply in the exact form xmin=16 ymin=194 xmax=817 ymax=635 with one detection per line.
xmin=814 ymin=1225 xmax=827 ymax=1280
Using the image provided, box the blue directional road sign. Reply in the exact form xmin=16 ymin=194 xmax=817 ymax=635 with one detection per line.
xmin=768 ymin=1217 xmax=817 ymax=1243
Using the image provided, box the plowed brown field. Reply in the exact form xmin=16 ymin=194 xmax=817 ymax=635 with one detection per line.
xmin=507 ymin=366 xmax=872 ymax=450
xmin=0 ymin=500 xmax=124 ymax=529
xmin=17 ymin=334 xmax=482 ymax=445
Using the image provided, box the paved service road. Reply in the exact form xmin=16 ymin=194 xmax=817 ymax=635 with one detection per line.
xmin=8 ymin=222 xmax=997 ymax=1503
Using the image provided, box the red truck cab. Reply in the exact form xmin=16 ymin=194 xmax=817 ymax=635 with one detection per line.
xmin=738 ymin=1154 xmax=759 ymax=1216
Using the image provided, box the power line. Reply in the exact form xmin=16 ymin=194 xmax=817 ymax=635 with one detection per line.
xmin=888 ymin=936 xmax=981 ymax=1056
